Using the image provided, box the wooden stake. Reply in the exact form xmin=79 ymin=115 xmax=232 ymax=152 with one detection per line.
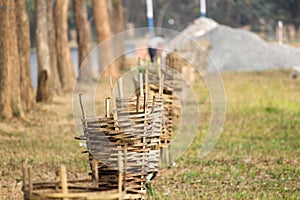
xmin=157 ymin=63 xmax=162 ymax=79
xmin=159 ymin=74 xmax=165 ymax=97
xmin=93 ymin=160 xmax=99 ymax=187
xmin=60 ymin=165 xmax=68 ymax=197
xmin=165 ymin=147 xmax=170 ymax=167
xmin=117 ymin=150 xmax=123 ymax=199
xmin=124 ymin=145 xmax=127 ymax=193
xmin=136 ymin=95 xmax=140 ymax=112
xmin=105 ymin=97 xmax=111 ymax=118
xmin=139 ymin=72 xmax=144 ymax=97
xmin=145 ymin=64 xmax=149 ymax=97
xmin=21 ymin=162 xmax=26 ymax=191
xmin=78 ymin=93 xmax=86 ymax=119
xmin=151 ymin=96 xmax=156 ymax=113
xmin=118 ymin=77 xmax=123 ymax=98
xmin=28 ymin=166 xmax=33 ymax=196
xmin=112 ymin=98 xmax=119 ymax=130
xmin=55 ymin=169 xmax=60 ymax=191
xmin=109 ymin=76 xmax=114 ymax=97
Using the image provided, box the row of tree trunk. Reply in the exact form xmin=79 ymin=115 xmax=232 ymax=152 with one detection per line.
xmin=0 ymin=0 xmax=33 ymax=118
xmin=0 ymin=0 xmax=123 ymax=118
xmin=36 ymin=0 xmax=77 ymax=103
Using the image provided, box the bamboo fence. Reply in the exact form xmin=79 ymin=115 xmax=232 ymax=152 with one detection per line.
xmin=23 ymin=61 xmax=178 ymax=200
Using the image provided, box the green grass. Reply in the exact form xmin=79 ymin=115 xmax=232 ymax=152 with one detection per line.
xmin=0 ymin=70 xmax=299 ymax=199
xmin=154 ymin=70 xmax=300 ymax=199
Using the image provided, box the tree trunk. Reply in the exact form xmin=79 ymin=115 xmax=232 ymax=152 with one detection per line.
xmin=112 ymin=0 xmax=124 ymax=34
xmin=73 ymin=0 xmax=93 ymax=82
xmin=47 ymin=0 xmax=62 ymax=94
xmin=55 ymin=0 xmax=75 ymax=91
xmin=0 ymin=0 xmax=23 ymax=117
xmin=15 ymin=0 xmax=35 ymax=111
xmin=156 ymin=2 xmax=171 ymax=31
xmin=112 ymin=0 xmax=125 ymax=70
xmin=93 ymin=0 xmax=119 ymax=77
xmin=36 ymin=0 xmax=52 ymax=102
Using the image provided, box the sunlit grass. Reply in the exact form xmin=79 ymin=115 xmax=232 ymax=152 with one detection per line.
xmin=155 ymin=70 xmax=300 ymax=199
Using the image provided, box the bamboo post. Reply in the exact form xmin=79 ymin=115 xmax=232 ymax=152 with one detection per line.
xmin=60 ymin=165 xmax=68 ymax=198
xmin=93 ymin=160 xmax=99 ymax=187
xmin=157 ymin=63 xmax=162 ymax=79
xmin=118 ymin=77 xmax=123 ymax=98
xmin=78 ymin=93 xmax=86 ymax=119
xmin=105 ymin=97 xmax=111 ymax=118
xmin=159 ymin=147 xmax=163 ymax=167
xmin=28 ymin=166 xmax=33 ymax=196
xmin=159 ymin=74 xmax=164 ymax=97
xmin=55 ymin=169 xmax=60 ymax=191
xmin=165 ymin=147 xmax=170 ymax=167
xmin=117 ymin=150 xmax=123 ymax=200
xmin=142 ymin=86 xmax=149 ymax=192
xmin=145 ymin=64 xmax=149 ymax=96
xmin=22 ymin=162 xmax=26 ymax=191
xmin=151 ymin=96 xmax=155 ymax=113
xmin=109 ymin=77 xmax=119 ymax=128
xmin=112 ymin=97 xmax=119 ymax=130
xmin=136 ymin=94 xmax=140 ymax=112
xmin=0 ymin=179 xmax=1 ymax=196
xmin=79 ymin=93 xmax=87 ymax=140
xmin=109 ymin=76 xmax=114 ymax=97
xmin=139 ymin=72 xmax=144 ymax=97
xmin=124 ymin=145 xmax=127 ymax=193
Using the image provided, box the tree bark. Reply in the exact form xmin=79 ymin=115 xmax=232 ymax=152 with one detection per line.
xmin=93 ymin=0 xmax=119 ymax=77
xmin=55 ymin=0 xmax=75 ymax=91
xmin=156 ymin=1 xmax=171 ymax=31
xmin=47 ymin=0 xmax=62 ymax=94
xmin=0 ymin=0 xmax=23 ymax=117
xmin=36 ymin=0 xmax=52 ymax=102
xmin=15 ymin=0 xmax=35 ymax=111
xmin=73 ymin=0 xmax=93 ymax=82
xmin=112 ymin=0 xmax=125 ymax=70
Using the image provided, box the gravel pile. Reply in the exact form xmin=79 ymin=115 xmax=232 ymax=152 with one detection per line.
xmin=202 ymin=25 xmax=300 ymax=71
xmin=182 ymin=17 xmax=218 ymax=37
xmin=168 ymin=17 xmax=300 ymax=72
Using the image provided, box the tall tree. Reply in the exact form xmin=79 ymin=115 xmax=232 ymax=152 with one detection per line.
xmin=36 ymin=0 xmax=52 ymax=102
xmin=55 ymin=0 xmax=75 ymax=91
xmin=93 ymin=0 xmax=119 ymax=77
xmin=73 ymin=0 xmax=93 ymax=82
xmin=0 ymin=0 xmax=23 ymax=117
xmin=111 ymin=0 xmax=125 ymax=70
xmin=47 ymin=0 xmax=62 ymax=94
xmin=16 ymin=0 xmax=35 ymax=110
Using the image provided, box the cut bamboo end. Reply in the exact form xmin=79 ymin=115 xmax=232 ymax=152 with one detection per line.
xmin=105 ymin=97 xmax=111 ymax=118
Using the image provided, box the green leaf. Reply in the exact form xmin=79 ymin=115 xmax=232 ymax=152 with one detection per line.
xmin=146 ymin=182 xmax=155 ymax=197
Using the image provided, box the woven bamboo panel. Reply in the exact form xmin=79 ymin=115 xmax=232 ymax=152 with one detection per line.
xmin=146 ymin=67 xmax=176 ymax=148
xmin=79 ymin=95 xmax=163 ymax=196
